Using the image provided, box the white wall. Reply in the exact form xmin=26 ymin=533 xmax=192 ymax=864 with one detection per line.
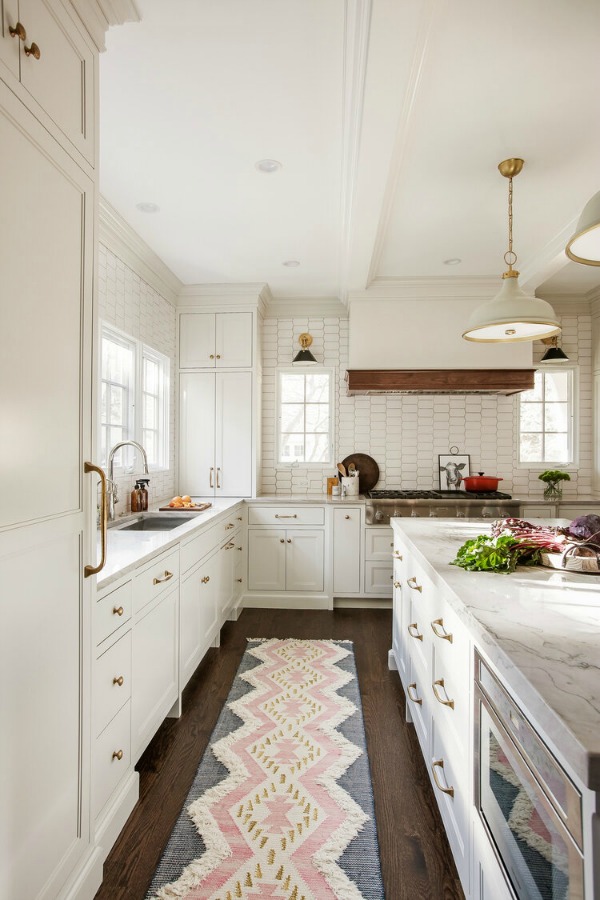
xmin=260 ymin=308 xmax=593 ymax=499
xmin=98 ymin=244 xmax=177 ymax=511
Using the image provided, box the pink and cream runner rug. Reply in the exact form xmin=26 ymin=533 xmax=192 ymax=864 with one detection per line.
xmin=147 ymin=638 xmax=384 ymax=899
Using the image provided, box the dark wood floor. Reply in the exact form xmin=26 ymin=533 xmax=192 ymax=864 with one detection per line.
xmin=94 ymin=609 xmax=464 ymax=900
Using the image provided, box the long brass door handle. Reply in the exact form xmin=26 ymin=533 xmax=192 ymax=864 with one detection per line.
xmin=431 ymin=618 xmax=453 ymax=643
xmin=406 ymin=682 xmax=423 ymax=705
xmin=431 ymin=759 xmax=454 ymax=797
xmin=275 ymin=514 xmax=297 ymax=519
xmin=432 ymin=678 xmax=455 ymax=709
xmin=216 ymin=467 xmax=221 ymax=489
xmin=84 ymin=462 xmax=107 ymax=577
xmin=209 ymin=467 xmax=214 ymax=488
xmin=153 ymin=570 xmax=173 ymax=585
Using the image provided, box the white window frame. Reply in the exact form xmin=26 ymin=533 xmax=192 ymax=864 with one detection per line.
xmin=276 ymin=367 xmax=334 ymax=467
xmin=517 ymin=365 xmax=578 ymax=468
xmin=100 ymin=322 xmax=170 ymax=472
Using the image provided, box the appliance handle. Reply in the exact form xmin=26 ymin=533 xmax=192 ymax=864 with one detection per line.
xmin=84 ymin=461 xmax=107 ymax=577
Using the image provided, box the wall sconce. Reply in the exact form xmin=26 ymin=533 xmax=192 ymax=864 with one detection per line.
xmin=540 ymin=335 xmax=569 ymax=362
xmin=292 ymin=333 xmax=317 ymax=365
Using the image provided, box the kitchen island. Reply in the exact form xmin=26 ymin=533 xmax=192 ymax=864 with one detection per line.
xmin=390 ymin=516 xmax=600 ymax=900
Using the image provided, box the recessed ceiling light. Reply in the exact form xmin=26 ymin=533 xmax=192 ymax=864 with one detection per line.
xmin=255 ymin=159 xmax=282 ymax=173
xmin=136 ymin=202 xmax=160 ymax=213
xmin=283 ymin=260 xmax=300 ymax=267
xmin=443 ymin=258 xmax=462 ymax=266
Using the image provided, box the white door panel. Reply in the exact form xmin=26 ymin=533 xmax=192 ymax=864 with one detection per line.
xmin=216 ymin=371 xmax=252 ymax=497
xmin=248 ymin=531 xmax=285 ymax=591
xmin=179 ymin=312 xmax=216 ymax=368
xmin=215 ymin=312 xmax=252 ymax=368
xmin=179 ymin=373 xmax=215 ymax=495
xmin=332 ymin=507 xmax=361 ymax=594
xmin=286 ymin=530 xmax=324 ymax=592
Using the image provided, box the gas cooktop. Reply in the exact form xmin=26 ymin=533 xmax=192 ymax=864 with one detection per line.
xmin=365 ymin=489 xmax=513 ymax=500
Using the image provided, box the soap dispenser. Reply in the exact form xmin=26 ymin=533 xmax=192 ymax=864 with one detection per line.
xmin=130 ymin=480 xmax=143 ymax=512
xmin=138 ymin=478 xmax=150 ymax=511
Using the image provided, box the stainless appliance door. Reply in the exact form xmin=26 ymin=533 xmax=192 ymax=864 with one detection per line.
xmin=475 ymin=686 xmax=584 ymax=900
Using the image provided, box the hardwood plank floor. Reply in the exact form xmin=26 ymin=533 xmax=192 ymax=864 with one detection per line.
xmin=94 ymin=609 xmax=465 ymax=900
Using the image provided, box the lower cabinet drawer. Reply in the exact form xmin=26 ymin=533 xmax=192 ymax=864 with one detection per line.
xmin=365 ymin=526 xmax=394 ymax=560
xmin=93 ymin=700 xmax=131 ymax=817
xmin=95 ymin=580 xmax=132 ymax=646
xmin=364 ymin=560 xmax=393 ymax=595
xmin=248 ymin=506 xmax=325 ymax=526
xmin=95 ymin=630 xmax=132 ymax=737
xmin=133 ymin=547 xmax=179 ymax=614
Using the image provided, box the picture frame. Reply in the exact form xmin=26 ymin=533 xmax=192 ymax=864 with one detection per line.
xmin=438 ymin=454 xmax=470 ymax=491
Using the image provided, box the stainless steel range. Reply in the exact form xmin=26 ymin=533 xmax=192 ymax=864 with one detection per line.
xmin=364 ymin=489 xmax=520 ymax=524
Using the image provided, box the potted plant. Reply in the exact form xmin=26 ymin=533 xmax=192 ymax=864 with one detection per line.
xmin=538 ymin=469 xmax=570 ymax=500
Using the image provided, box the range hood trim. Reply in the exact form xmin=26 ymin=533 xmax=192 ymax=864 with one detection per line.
xmin=345 ymin=369 xmax=536 ymax=395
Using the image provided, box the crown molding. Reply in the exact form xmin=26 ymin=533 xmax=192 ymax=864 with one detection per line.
xmin=263 ymin=296 xmax=349 ymax=318
xmin=69 ymin=0 xmax=140 ymax=51
xmin=99 ymin=197 xmax=182 ymax=305
xmin=177 ymin=283 xmax=272 ymax=317
xmin=349 ymin=276 xmax=501 ymax=302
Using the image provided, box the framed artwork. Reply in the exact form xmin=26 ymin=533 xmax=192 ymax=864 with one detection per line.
xmin=438 ymin=454 xmax=470 ymax=491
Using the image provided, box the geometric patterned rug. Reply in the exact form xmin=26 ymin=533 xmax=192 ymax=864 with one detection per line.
xmin=146 ymin=639 xmax=385 ymax=899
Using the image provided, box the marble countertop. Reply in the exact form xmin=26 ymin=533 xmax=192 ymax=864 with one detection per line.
xmin=391 ymin=517 xmax=600 ymax=791
xmin=252 ymin=493 xmax=366 ymax=504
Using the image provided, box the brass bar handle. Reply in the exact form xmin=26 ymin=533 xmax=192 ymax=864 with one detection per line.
xmin=407 ymin=623 xmax=423 ymax=641
xmin=431 ymin=618 xmax=453 ymax=643
xmin=113 ymin=606 xmax=124 ymax=617
xmin=24 ymin=41 xmax=40 ymax=59
xmin=9 ymin=21 xmax=26 ymax=40
xmin=431 ymin=759 xmax=454 ymax=797
xmin=209 ymin=467 xmax=214 ymax=488
xmin=225 ymin=523 xmax=234 ymax=529
xmin=222 ymin=541 xmax=235 ymax=550
xmin=407 ymin=576 xmax=422 ymax=593
xmin=201 ymin=575 xmax=210 ymax=584
xmin=153 ymin=570 xmax=173 ymax=585
xmin=113 ymin=676 xmax=124 ymax=687
xmin=216 ymin=467 xmax=221 ymax=488
xmin=432 ymin=678 xmax=455 ymax=709
xmin=275 ymin=514 xmax=297 ymax=519
xmin=393 ymin=551 xmax=403 ymax=560
xmin=84 ymin=461 xmax=107 ymax=577
xmin=406 ymin=682 xmax=423 ymax=705
xmin=112 ymin=749 xmax=124 ymax=761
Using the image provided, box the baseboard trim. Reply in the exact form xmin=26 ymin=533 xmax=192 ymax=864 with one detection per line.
xmin=241 ymin=593 xmax=332 ymax=610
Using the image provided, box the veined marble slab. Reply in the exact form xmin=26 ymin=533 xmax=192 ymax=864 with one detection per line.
xmin=391 ymin=517 xmax=600 ymax=791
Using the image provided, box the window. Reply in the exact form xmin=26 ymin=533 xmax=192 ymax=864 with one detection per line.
xmin=277 ymin=369 xmax=333 ymax=465
xmin=100 ymin=323 xmax=170 ymax=470
xmin=519 ymin=367 xmax=575 ymax=465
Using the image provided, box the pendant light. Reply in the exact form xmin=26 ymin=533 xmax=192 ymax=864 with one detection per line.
xmin=463 ymin=158 xmax=561 ymax=343
xmin=292 ymin=333 xmax=317 ymax=365
xmin=540 ymin=335 xmax=569 ymax=362
xmin=565 ymin=190 xmax=600 ymax=266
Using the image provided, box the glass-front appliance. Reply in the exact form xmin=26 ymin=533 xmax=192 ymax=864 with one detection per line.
xmin=475 ymin=652 xmax=584 ymax=900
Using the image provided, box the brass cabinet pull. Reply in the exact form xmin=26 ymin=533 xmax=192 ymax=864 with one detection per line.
xmin=407 ymin=682 xmax=423 ymax=705
xmin=432 ymin=678 xmax=454 ymax=709
xmin=113 ymin=606 xmax=124 ymax=616
xmin=209 ymin=354 xmax=215 ymax=360
xmin=275 ymin=514 xmax=297 ymax=519
xmin=9 ymin=21 xmax=26 ymax=40
xmin=225 ymin=523 xmax=234 ymax=529
xmin=201 ymin=575 xmax=210 ymax=583
xmin=216 ymin=467 xmax=221 ymax=488
xmin=209 ymin=467 xmax=214 ymax=488
xmin=393 ymin=581 xmax=401 ymax=588
xmin=431 ymin=759 xmax=454 ymax=797
xmin=223 ymin=541 xmax=235 ymax=550
xmin=287 ymin=538 xmax=292 ymax=543
xmin=407 ymin=576 xmax=422 ymax=593
xmin=237 ymin=516 xmax=243 ymax=522
xmin=84 ymin=462 xmax=107 ymax=577
xmin=279 ymin=538 xmax=285 ymax=543
xmin=216 ymin=354 xmax=221 ymax=359
xmin=237 ymin=545 xmax=242 ymax=551
xmin=407 ymin=623 xmax=423 ymax=641
xmin=24 ymin=41 xmax=40 ymax=59
xmin=113 ymin=676 xmax=124 ymax=687
xmin=431 ymin=618 xmax=453 ymax=643
xmin=394 ymin=550 xmax=403 ymax=560
xmin=112 ymin=749 xmax=124 ymax=761
xmin=236 ymin=578 xmax=242 ymax=583
xmin=345 ymin=514 xmax=351 ymax=519
xmin=153 ymin=570 xmax=173 ymax=585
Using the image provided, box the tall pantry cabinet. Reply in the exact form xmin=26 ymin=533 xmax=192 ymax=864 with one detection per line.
xmin=178 ymin=306 xmax=261 ymax=498
xmin=0 ymin=3 xmax=135 ymax=899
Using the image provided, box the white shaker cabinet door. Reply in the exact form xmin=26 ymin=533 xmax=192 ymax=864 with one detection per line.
xmin=216 ymin=371 xmax=252 ymax=497
xmin=179 ymin=372 xmax=216 ymax=496
xmin=215 ymin=312 xmax=252 ymax=368
xmin=332 ymin=507 xmax=361 ymax=594
xmin=0 ymin=0 xmax=19 ymax=78
xmin=248 ymin=531 xmax=286 ymax=591
xmin=286 ymin=529 xmax=324 ymax=592
xmin=180 ymin=553 xmax=219 ymax=689
xmin=179 ymin=312 xmax=216 ymax=368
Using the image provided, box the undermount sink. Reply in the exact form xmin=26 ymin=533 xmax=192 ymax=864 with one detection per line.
xmin=114 ymin=513 xmax=199 ymax=532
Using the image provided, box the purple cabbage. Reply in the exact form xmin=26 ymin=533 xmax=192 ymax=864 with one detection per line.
xmin=566 ymin=514 xmax=600 ymax=549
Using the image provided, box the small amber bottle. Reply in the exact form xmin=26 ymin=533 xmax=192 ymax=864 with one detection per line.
xmin=138 ymin=478 xmax=150 ymax=511
xmin=130 ymin=480 xmax=142 ymax=512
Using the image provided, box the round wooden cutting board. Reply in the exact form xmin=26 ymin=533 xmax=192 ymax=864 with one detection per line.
xmin=341 ymin=453 xmax=380 ymax=493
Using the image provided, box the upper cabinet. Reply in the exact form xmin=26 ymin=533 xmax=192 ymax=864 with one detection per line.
xmin=179 ymin=312 xmax=253 ymax=368
xmin=0 ymin=0 xmax=95 ymax=167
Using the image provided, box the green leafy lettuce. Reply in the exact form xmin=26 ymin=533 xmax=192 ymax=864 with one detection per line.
xmin=450 ymin=533 xmax=541 ymax=574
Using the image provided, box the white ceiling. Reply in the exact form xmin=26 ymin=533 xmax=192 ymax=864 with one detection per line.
xmin=99 ymin=0 xmax=600 ymax=302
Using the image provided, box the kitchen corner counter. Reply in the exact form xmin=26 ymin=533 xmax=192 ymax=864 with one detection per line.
xmin=391 ymin=516 xmax=600 ymax=790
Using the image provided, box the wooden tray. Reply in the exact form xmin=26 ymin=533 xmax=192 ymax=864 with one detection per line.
xmin=158 ymin=502 xmax=212 ymax=512
xmin=341 ymin=453 xmax=380 ymax=493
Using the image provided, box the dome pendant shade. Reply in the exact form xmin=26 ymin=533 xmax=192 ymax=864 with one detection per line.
xmin=462 ymin=275 xmax=561 ymax=342
xmin=565 ymin=190 xmax=600 ymax=266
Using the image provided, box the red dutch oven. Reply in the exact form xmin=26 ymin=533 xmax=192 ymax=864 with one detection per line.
xmin=463 ymin=472 xmax=503 ymax=492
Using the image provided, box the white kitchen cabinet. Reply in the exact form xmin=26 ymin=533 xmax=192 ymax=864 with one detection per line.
xmin=180 ymin=551 xmax=219 ymax=689
xmin=0 ymin=0 xmax=95 ymax=166
xmin=364 ymin=526 xmax=393 ymax=596
xmin=0 ymin=75 xmax=95 ymax=900
xmin=332 ymin=507 xmax=362 ymax=594
xmin=131 ymin=583 xmax=179 ymax=762
xmin=179 ymin=311 xmax=252 ymax=368
xmin=247 ymin=528 xmax=324 ymax=592
xmin=180 ymin=371 xmax=253 ymax=497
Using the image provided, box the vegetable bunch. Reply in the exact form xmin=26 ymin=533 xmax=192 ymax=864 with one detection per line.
xmin=451 ymin=518 xmax=566 ymax=574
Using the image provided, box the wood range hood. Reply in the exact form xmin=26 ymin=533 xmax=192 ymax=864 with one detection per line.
xmin=345 ymin=368 xmax=535 ymax=395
